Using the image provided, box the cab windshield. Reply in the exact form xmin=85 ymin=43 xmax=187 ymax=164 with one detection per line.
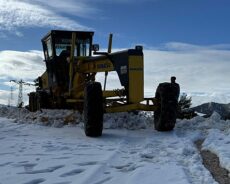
xmin=55 ymin=38 xmax=91 ymax=57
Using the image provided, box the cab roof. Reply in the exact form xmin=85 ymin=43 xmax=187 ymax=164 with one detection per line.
xmin=41 ymin=30 xmax=94 ymax=42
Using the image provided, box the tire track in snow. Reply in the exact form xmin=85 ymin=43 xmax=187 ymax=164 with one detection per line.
xmin=77 ymin=131 xmax=145 ymax=184
xmin=23 ymin=178 xmax=45 ymax=184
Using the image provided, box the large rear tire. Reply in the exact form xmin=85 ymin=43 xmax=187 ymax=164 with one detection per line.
xmin=84 ymin=82 xmax=104 ymax=137
xmin=154 ymin=82 xmax=180 ymax=131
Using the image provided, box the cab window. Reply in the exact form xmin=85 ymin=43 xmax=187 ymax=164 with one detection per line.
xmin=78 ymin=39 xmax=90 ymax=56
xmin=55 ymin=38 xmax=71 ymax=56
xmin=43 ymin=38 xmax=53 ymax=61
xmin=55 ymin=38 xmax=91 ymax=57
xmin=46 ymin=39 xmax=53 ymax=58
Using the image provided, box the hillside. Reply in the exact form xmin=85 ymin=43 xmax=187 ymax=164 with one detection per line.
xmin=192 ymin=102 xmax=230 ymax=119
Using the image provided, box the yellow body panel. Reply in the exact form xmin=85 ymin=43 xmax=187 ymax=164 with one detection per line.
xmin=69 ymin=32 xmax=77 ymax=95
xmin=103 ymin=89 xmax=125 ymax=98
xmin=66 ymin=98 xmax=84 ymax=103
xmin=71 ymin=73 xmax=85 ymax=98
xmin=79 ymin=59 xmax=114 ymax=73
xmin=128 ymin=55 xmax=144 ymax=103
xmin=41 ymin=71 xmax=48 ymax=89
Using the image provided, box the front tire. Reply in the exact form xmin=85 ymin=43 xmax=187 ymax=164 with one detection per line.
xmin=154 ymin=82 xmax=180 ymax=131
xmin=84 ymin=82 xmax=104 ymax=137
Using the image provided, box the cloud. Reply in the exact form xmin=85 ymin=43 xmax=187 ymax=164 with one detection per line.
xmin=1 ymin=42 xmax=230 ymax=106
xmin=0 ymin=50 xmax=44 ymax=106
xmin=144 ymin=49 xmax=230 ymax=91
xmin=0 ymin=50 xmax=45 ymax=81
xmin=30 ymin=0 xmax=98 ymax=18
xmin=86 ymin=0 xmax=156 ymax=4
xmin=97 ymin=44 xmax=230 ymax=94
xmin=143 ymin=46 xmax=230 ymax=105
xmin=97 ymin=43 xmax=230 ymax=105
xmin=0 ymin=0 xmax=155 ymax=37
xmin=159 ymin=42 xmax=230 ymax=51
xmin=0 ymin=85 xmax=35 ymax=106
xmin=0 ymin=0 xmax=92 ymax=36
xmin=0 ymin=89 xmax=10 ymax=105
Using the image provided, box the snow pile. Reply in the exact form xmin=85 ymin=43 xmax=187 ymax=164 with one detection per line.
xmin=176 ymin=112 xmax=230 ymax=138
xmin=203 ymin=129 xmax=230 ymax=172
xmin=0 ymin=106 xmax=82 ymax=127
xmin=175 ymin=112 xmax=230 ymax=177
xmin=104 ymin=111 xmax=153 ymax=129
xmin=0 ymin=107 xmax=154 ymax=129
xmin=138 ymin=135 xmax=216 ymax=184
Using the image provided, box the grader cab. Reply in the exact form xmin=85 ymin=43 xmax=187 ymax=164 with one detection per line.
xmin=29 ymin=30 xmax=180 ymax=137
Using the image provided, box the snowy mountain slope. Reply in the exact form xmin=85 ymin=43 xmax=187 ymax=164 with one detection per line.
xmin=192 ymin=102 xmax=230 ymax=119
xmin=0 ymin=108 xmax=229 ymax=184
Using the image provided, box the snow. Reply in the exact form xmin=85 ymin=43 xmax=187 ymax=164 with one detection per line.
xmin=203 ymin=129 xmax=230 ymax=173
xmin=0 ymin=107 xmax=229 ymax=183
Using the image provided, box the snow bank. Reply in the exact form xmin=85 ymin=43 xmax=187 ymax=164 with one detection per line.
xmin=176 ymin=112 xmax=230 ymax=139
xmin=176 ymin=112 xmax=230 ymax=174
xmin=202 ymin=129 xmax=230 ymax=172
xmin=104 ymin=111 xmax=153 ymax=129
xmin=0 ymin=107 xmax=154 ymax=129
xmin=0 ymin=107 xmax=82 ymax=127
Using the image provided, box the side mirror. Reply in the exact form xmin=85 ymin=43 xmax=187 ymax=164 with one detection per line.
xmin=92 ymin=44 xmax=100 ymax=52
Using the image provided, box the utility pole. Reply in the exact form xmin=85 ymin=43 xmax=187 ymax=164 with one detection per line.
xmin=18 ymin=80 xmax=23 ymax=107
xmin=10 ymin=79 xmax=34 ymax=108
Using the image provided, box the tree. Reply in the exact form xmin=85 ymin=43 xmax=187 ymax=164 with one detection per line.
xmin=178 ymin=93 xmax=192 ymax=110
xmin=177 ymin=93 xmax=196 ymax=119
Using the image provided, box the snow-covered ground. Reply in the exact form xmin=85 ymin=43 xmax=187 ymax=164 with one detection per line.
xmin=0 ymin=107 xmax=229 ymax=184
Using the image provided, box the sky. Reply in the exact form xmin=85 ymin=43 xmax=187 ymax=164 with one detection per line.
xmin=0 ymin=0 xmax=230 ymax=106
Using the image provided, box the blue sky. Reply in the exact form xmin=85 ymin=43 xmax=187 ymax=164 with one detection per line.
xmin=0 ymin=0 xmax=230 ymax=105
xmin=1 ymin=0 xmax=230 ymax=50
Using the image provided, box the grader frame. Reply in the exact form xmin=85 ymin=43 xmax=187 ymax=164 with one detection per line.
xmin=29 ymin=30 xmax=179 ymax=137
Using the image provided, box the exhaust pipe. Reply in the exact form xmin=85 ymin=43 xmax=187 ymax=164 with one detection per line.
xmin=108 ymin=33 xmax=113 ymax=53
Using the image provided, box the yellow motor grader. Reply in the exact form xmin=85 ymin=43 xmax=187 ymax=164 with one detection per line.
xmin=29 ymin=30 xmax=180 ymax=137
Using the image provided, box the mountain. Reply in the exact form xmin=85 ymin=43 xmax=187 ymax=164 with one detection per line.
xmin=191 ymin=102 xmax=230 ymax=119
